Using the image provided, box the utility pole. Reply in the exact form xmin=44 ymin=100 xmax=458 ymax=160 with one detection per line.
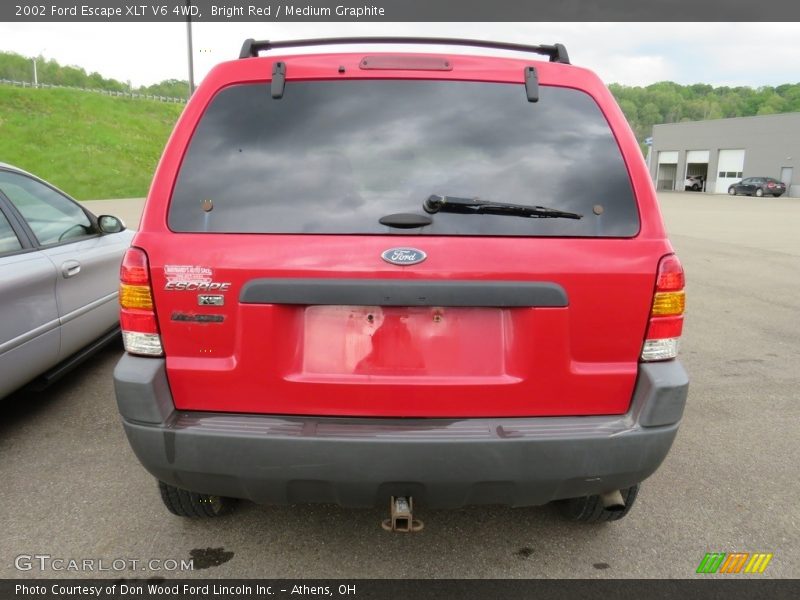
xmin=32 ymin=48 xmax=46 ymax=86
xmin=186 ymin=0 xmax=195 ymax=98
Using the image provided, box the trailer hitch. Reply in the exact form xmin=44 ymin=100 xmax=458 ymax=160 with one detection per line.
xmin=381 ymin=496 xmax=424 ymax=532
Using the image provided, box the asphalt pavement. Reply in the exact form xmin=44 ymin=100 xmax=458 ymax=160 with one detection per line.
xmin=1 ymin=192 xmax=797 ymax=578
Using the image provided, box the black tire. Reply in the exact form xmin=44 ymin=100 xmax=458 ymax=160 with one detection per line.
xmin=158 ymin=480 xmax=235 ymax=518
xmin=556 ymin=484 xmax=640 ymax=523
xmin=728 ymin=187 xmax=736 ymax=195
xmin=755 ymin=188 xmax=764 ymax=197
xmin=691 ymin=184 xmax=700 ymax=191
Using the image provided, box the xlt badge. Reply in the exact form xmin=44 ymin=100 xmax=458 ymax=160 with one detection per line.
xmin=198 ymin=295 xmax=224 ymax=306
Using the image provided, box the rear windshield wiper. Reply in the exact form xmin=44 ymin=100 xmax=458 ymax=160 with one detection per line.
xmin=423 ymin=194 xmax=583 ymax=220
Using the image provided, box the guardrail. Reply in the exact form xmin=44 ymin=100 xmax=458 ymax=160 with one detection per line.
xmin=0 ymin=79 xmax=187 ymax=103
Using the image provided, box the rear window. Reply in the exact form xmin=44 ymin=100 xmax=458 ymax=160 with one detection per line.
xmin=169 ymin=80 xmax=638 ymax=236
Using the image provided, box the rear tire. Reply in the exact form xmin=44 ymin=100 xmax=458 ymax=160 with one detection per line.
xmin=755 ymin=188 xmax=764 ymax=197
xmin=728 ymin=187 xmax=736 ymax=195
xmin=691 ymin=184 xmax=700 ymax=191
xmin=158 ymin=480 xmax=236 ymax=517
xmin=556 ymin=484 xmax=640 ymax=523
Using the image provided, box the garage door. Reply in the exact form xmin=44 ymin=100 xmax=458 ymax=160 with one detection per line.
xmin=716 ymin=149 xmax=745 ymax=193
xmin=686 ymin=150 xmax=710 ymax=163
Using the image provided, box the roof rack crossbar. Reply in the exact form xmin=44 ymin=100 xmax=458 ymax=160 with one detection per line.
xmin=239 ymin=37 xmax=570 ymax=65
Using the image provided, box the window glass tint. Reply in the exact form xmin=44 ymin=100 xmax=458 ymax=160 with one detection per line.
xmin=170 ymin=81 xmax=638 ymax=237
xmin=0 ymin=209 xmax=22 ymax=254
xmin=0 ymin=171 xmax=93 ymax=245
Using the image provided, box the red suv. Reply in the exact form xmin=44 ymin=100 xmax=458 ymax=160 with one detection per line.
xmin=114 ymin=38 xmax=688 ymax=525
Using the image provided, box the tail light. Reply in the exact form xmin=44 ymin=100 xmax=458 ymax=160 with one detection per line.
xmin=767 ymin=182 xmax=775 ymax=188
xmin=641 ymin=254 xmax=685 ymax=361
xmin=119 ymin=247 xmax=163 ymax=356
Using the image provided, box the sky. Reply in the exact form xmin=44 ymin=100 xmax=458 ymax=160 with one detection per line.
xmin=1 ymin=21 xmax=799 ymax=89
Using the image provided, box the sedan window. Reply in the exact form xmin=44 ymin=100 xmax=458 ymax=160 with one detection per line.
xmin=0 ymin=210 xmax=23 ymax=255
xmin=0 ymin=171 xmax=93 ymax=246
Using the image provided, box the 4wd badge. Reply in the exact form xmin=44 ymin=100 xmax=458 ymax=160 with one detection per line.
xmin=381 ymin=247 xmax=427 ymax=266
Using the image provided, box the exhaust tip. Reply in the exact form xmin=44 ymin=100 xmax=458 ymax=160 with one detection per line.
xmin=599 ymin=490 xmax=626 ymax=512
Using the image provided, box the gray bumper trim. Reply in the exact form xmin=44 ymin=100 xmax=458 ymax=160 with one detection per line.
xmin=634 ymin=360 xmax=690 ymax=427
xmin=115 ymin=356 xmax=688 ymax=508
xmin=114 ymin=357 xmax=174 ymax=424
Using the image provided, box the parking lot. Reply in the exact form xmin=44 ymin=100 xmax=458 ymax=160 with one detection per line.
xmin=1 ymin=192 xmax=798 ymax=579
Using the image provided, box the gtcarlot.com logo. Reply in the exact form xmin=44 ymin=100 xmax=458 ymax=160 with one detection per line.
xmin=696 ymin=552 xmax=773 ymax=574
xmin=14 ymin=554 xmax=193 ymax=572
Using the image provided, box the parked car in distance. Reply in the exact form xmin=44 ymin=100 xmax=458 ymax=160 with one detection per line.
xmin=114 ymin=37 xmax=689 ymax=525
xmin=728 ymin=177 xmax=786 ymax=197
xmin=684 ymin=175 xmax=705 ymax=191
xmin=0 ymin=163 xmax=134 ymax=399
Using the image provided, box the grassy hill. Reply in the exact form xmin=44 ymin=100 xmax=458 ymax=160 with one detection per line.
xmin=0 ymin=85 xmax=182 ymax=200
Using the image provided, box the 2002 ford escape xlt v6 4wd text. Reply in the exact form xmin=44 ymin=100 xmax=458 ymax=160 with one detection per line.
xmin=114 ymin=37 xmax=689 ymax=526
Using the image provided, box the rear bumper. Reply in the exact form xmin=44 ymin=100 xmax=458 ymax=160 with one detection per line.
xmin=114 ymin=357 xmax=688 ymax=508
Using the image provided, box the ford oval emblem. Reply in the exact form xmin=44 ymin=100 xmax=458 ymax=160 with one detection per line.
xmin=381 ymin=247 xmax=427 ymax=266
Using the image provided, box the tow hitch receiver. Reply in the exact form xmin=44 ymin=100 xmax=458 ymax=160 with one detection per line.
xmin=381 ymin=496 xmax=424 ymax=532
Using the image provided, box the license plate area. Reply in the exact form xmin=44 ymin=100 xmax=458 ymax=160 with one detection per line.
xmin=302 ymin=305 xmax=506 ymax=377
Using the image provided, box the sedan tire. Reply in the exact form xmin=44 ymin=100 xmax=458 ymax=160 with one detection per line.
xmin=728 ymin=187 xmax=736 ymax=196
xmin=755 ymin=188 xmax=764 ymax=197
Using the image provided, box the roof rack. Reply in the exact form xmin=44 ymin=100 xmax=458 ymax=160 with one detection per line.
xmin=238 ymin=37 xmax=570 ymax=65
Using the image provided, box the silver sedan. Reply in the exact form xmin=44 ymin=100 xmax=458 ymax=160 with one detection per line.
xmin=0 ymin=163 xmax=134 ymax=398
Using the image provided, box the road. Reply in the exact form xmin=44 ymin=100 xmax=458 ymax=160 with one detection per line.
xmin=1 ymin=192 xmax=798 ymax=578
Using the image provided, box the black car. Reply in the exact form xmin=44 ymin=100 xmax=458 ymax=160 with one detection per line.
xmin=728 ymin=177 xmax=786 ymax=197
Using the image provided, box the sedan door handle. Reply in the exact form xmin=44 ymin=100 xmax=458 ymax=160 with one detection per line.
xmin=61 ymin=260 xmax=81 ymax=278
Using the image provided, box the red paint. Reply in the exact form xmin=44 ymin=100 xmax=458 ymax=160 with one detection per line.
xmin=129 ymin=50 xmax=680 ymax=418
